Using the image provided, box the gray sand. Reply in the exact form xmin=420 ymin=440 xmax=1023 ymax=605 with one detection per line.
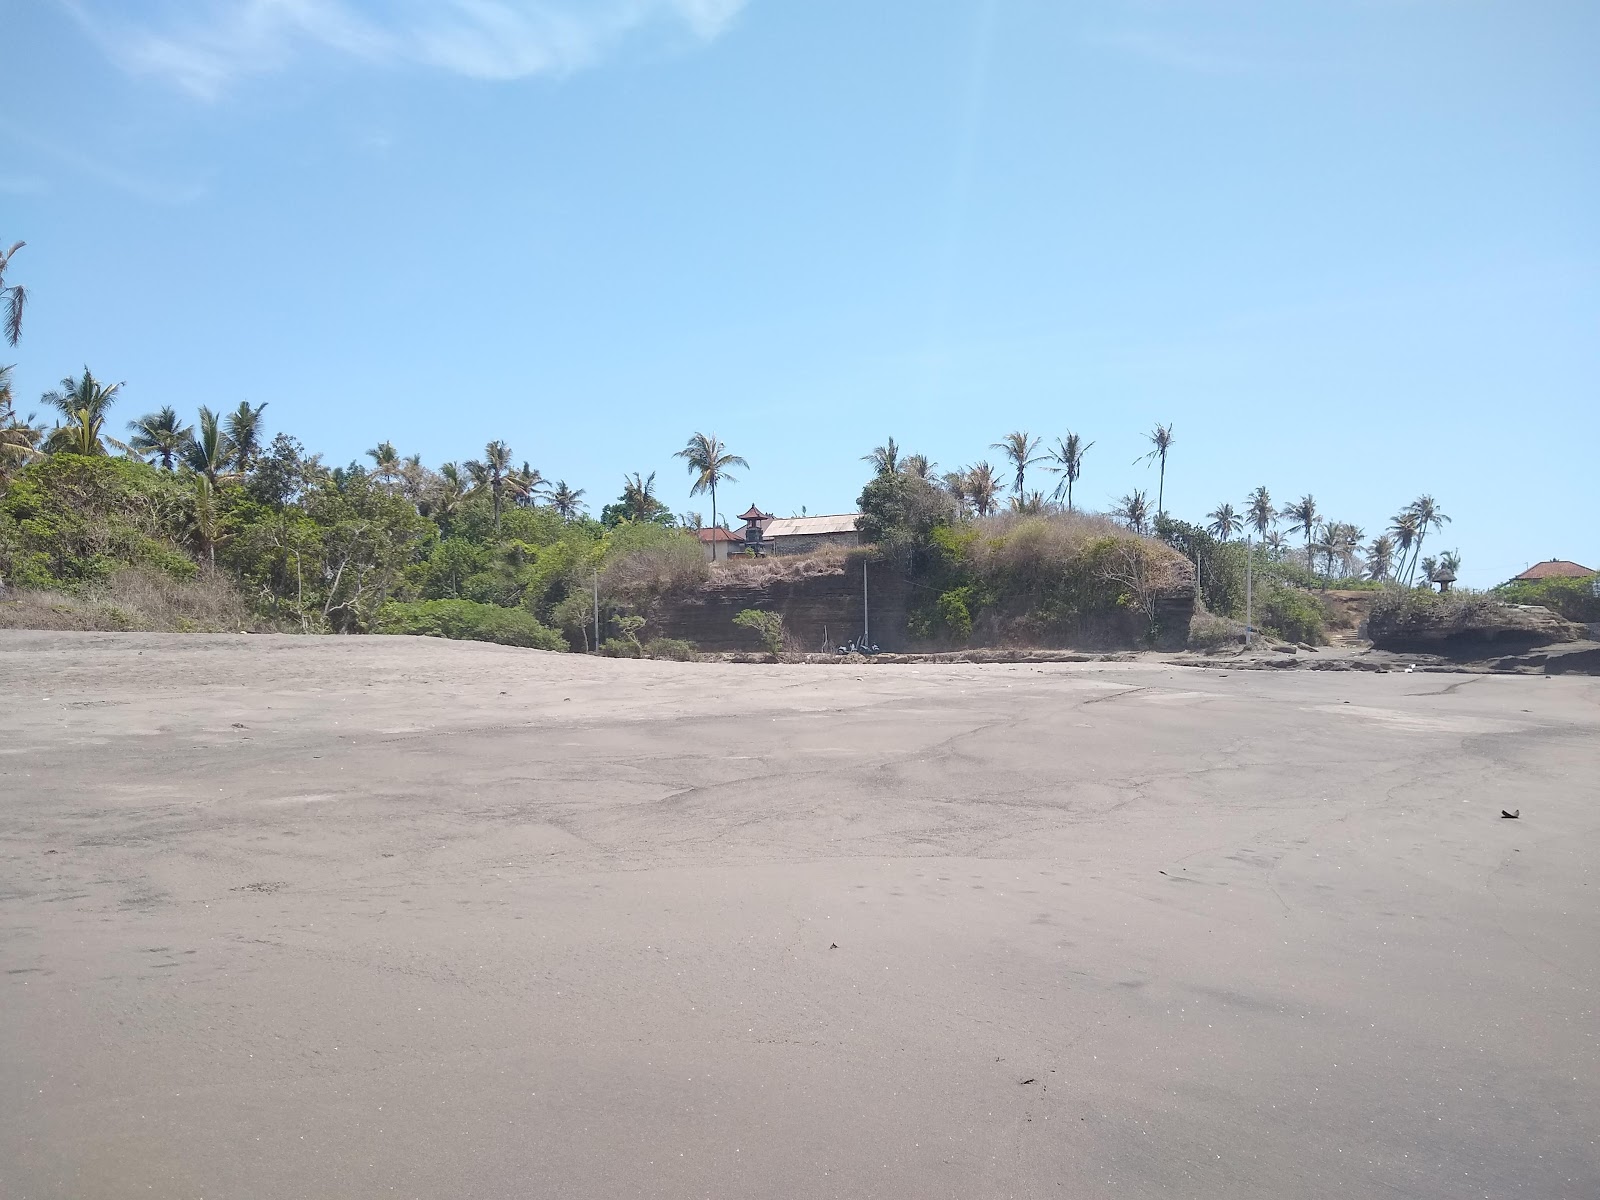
xmin=1 ymin=632 xmax=1596 ymax=1199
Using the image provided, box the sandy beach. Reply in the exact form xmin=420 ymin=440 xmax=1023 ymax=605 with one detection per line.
xmin=1 ymin=631 xmax=1596 ymax=1199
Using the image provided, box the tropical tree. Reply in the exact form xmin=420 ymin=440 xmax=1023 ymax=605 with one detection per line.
xmin=465 ymin=440 xmax=515 ymax=531
xmin=1245 ymin=486 xmax=1274 ymax=540
xmin=549 ymin=480 xmax=586 ymax=520
xmin=901 ymin=453 xmax=936 ymax=480
xmin=42 ymin=368 xmax=125 ymax=456
xmin=675 ymin=431 xmax=748 ymax=534
xmin=1112 ymin=489 xmax=1151 ymax=535
xmin=126 ymin=406 xmax=193 ymax=470
xmin=963 ymin=461 xmax=1001 ymax=517
xmin=1280 ymin=494 xmax=1319 ymax=573
xmin=183 ymin=406 xmax=236 ymax=485
xmin=941 ymin=470 xmax=970 ymax=515
xmin=189 ymin=476 xmax=225 ymax=568
xmin=1388 ymin=510 xmax=1419 ymax=583
xmin=992 ymin=430 xmax=1043 ymax=498
xmin=1206 ymin=502 xmax=1241 ymax=542
xmin=1418 ymin=555 xmax=1439 ymax=586
xmin=508 ymin=461 xmax=548 ymax=508
xmin=1365 ymin=534 xmax=1395 ymax=582
xmin=606 ymin=471 xmax=673 ymax=525
xmin=1045 ymin=432 xmax=1093 ymax=512
xmin=1403 ymin=496 xmax=1450 ymax=585
xmin=226 ymin=402 xmax=269 ymax=470
xmin=423 ymin=462 xmax=469 ymax=532
xmin=367 ymin=441 xmax=402 ymax=487
xmin=0 ymin=366 xmax=42 ymax=480
xmin=397 ymin=453 xmax=430 ymax=502
xmin=1137 ymin=423 xmax=1175 ymax=517
xmin=862 ymin=437 xmax=901 ymax=476
xmin=1 ymin=240 xmax=25 ymax=346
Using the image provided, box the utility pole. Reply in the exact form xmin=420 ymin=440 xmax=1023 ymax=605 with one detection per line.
xmin=1245 ymin=536 xmax=1253 ymax=648
xmin=593 ymin=568 xmax=600 ymax=654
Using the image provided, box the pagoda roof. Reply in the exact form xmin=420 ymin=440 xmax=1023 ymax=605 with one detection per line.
xmin=737 ymin=505 xmax=773 ymax=522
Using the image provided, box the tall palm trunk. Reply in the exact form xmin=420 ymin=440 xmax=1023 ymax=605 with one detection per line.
xmin=1157 ymin=458 xmax=1165 ymax=518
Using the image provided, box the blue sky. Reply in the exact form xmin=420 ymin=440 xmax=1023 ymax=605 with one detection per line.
xmin=3 ymin=0 xmax=1596 ymax=586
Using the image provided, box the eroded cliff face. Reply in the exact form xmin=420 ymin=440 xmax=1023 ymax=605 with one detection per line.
xmin=648 ymin=561 xmax=907 ymax=653
xmin=646 ymin=556 xmax=1194 ymax=653
xmin=1367 ymin=600 xmax=1584 ymax=654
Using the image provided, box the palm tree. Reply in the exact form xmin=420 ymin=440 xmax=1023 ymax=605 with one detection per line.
xmin=0 ymin=366 xmax=42 ymax=480
xmin=42 ymin=367 xmax=125 ymax=456
xmin=1387 ymin=510 xmax=1418 ymax=583
xmin=1 ymin=240 xmax=25 ymax=346
xmin=1136 ymin=423 xmax=1175 ymax=517
xmin=1264 ymin=529 xmax=1287 ymax=557
xmin=190 ymin=476 xmax=223 ymax=568
xmin=941 ymin=470 xmax=970 ymax=515
xmin=367 ymin=441 xmax=401 ymax=486
xmin=424 ymin=462 xmax=469 ymax=531
xmin=127 ymin=406 xmax=193 ymax=470
xmin=619 ymin=471 xmax=663 ymax=522
xmin=1333 ymin=523 xmax=1364 ymax=578
xmin=862 ymin=437 xmax=900 ymax=476
xmin=675 ymin=432 xmax=748 ymax=534
xmin=1045 ymin=432 xmax=1093 ymax=512
xmin=1113 ymin=489 xmax=1151 ymax=535
xmin=1403 ymin=496 xmax=1450 ymax=585
xmin=992 ymin=431 xmax=1043 ymax=498
xmin=183 ymin=406 xmax=236 ymax=485
xmin=1245 ymin=486 xmax=1274 ymax=540
xmin=549 ymin=480 xmax=586 ymax=520
xmin=465 ymin=440 xmax=515 ymax=531
xmin=901 ymin=453 xmax=936 ymax=479
xmin=963 ymin=462 xmax=1001 ymax=517
xmin=1280 ymin=494 xmax=1319 ymax=573
xmin=1365 ymin=534 xmax=1395 ymax=582
xmin=226 ymin=402 xmax=269 ymax=471
xmin=508 ymin=461 xmax=548 ymax=508
xmin=397 ymin=453 xmax=430 ymax=502
xmin=1206 ymin=502 xmax=1241 ymax=541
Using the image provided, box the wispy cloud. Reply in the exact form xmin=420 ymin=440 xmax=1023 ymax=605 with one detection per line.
xmin=57 ymin=0 xmax=748 ymax=98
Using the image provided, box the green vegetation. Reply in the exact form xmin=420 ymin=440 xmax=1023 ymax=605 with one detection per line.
xmin=1492 ymin=575 xmax=1600 ymax=624
xmin=375 ymin=600 xmax=566 ymax=650
xmin=733 ymin=608 xmax=786 ymax=655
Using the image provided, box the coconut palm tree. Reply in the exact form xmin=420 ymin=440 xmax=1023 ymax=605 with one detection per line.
xmin=549 ymin=481 xmax=586 ymax=520
xmin=901 ymin=453 xmax=936 ymax=479
xmin=1319 ymin=521 xmax=1362 ymax=579
xmin=1387 ymin=510 xmax=1417 ymax=580
xmin=508 ymin=461 xmax=548 ymax=508
xmin=992 ymin=431 xmax=1043 ymax=499
xmin=1113 ymin=489 xmax=1151 ymax=535
xmin=183 ymin=406 xmax=236 ymax=485
xmin=1365 ymin=534 xmax=1395 ymax=582
xmin=367 ymin=441 xmax=402 ymax=487
xmin=0 ymin=240 xmax=25 ymax=347
xmin=1403 ymin=496 xmax=1450 ymax=585
xmin=0 ymin=366 xmax=42 ymax=480
xmin=1245 ymin=486 xmax=1274 ymax=540
xmin=963 ymin=461 xmax=1001 ymax=517
xmin=127 ymin=406 xmax=193 ymax=470
xmin=675 ymin=432 xmax=748 ymax=535
xmin=465 ymin=440 xmax=515 ymax=531
xmin=423 ymin=462 xmax=469 ymax=531
xmin=1044 ymin=432 xmax=1093 ymax=512
xmin=941 ymin=470 xmax=970 ymax=515
xmin=42 ymin=368 xmax=125 ymax=456
xmin=862 ymin=437 xmax=900 ymax=476
xmin=1136 ymin=423 xmax=1175 ymax=517
xmin=618 ymin=471 xmax=665 ymax=523
xmin=1264 ymin=529 xmax=1288 ymax=557
xmin=1206 ymin=502 xmax=1241 ymax=541
xmin=226 ymin=402 xmax=269 ymax=471
xmin=1280 ymin=494 xmax=1319 ymax=573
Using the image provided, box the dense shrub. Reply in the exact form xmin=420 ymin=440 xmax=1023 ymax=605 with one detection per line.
xmin=1188 ymin=612 xmax=1243 ymax=651
xmin=0 ymin=566 xmax=255 ymax=632
xmin=1493 ymin=576 xmax=1600 ymax=623
xmin=374 ymin=599 xmax=566 ymax=650
xmin=857 ymin=471 xmax=955 ymax=565
xmin=1254 ymin=582 xmax=1328 ymax=645
xmin=733 ymin=608 xmax=786 ymax=654
xmin=643 ymin=637 xmax=697 ymax=661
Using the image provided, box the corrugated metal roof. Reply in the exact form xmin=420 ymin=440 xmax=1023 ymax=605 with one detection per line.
xmin=763 ymin=514 xmax=861 ymax=539
xmin=1513 ymin=560 xmax=1596 ymax=581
